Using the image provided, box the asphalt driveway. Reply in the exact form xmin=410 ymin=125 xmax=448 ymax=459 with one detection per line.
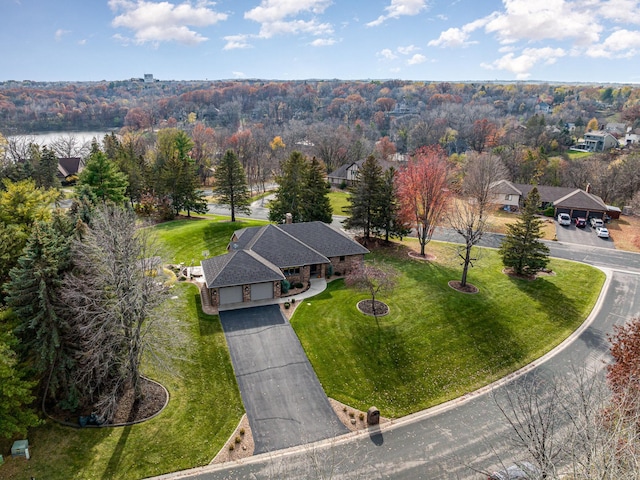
xmin=555 ymin=221 xmax=615 ymax=249
xmin=219 ymin=305 xmax=348 ymax=455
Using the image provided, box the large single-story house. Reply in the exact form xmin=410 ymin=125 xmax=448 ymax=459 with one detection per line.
xmin=489 ymin=180 xmax=613 ymax=219
xmin=200 ymin=221 xmax=369 ymax=308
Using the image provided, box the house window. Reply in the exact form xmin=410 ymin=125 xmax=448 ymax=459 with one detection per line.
xmin=283 ymin=267 xmax=300 ymax=276
xmin=505 ymin=194 xmax=512 ymax=201
xmin=339 ymin=256 xmax=345 ymax=262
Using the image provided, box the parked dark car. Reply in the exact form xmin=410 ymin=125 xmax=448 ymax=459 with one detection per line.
xmin=575 ymin=217 xmax=586 ymax=228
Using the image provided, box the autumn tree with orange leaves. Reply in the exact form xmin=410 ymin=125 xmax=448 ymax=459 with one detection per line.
xmin=396 ymin=145 xmax=451 ymax=257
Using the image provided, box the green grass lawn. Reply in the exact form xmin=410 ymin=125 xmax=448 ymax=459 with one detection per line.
xmin=567 ymin=150 xmax=593 ymax=159
xmin=0 ymin=282 xmax=243 ymax=480
xmin=291 ymin=240 xmax=605 ymax=418
xmin=328 ymin=190 xmax=350 ymax=216
xmin=153 ymin=216 xmax=268 ymax=263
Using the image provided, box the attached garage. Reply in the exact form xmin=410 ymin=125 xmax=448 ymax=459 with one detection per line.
xmin=251 ymin=282 xmax=274 ymax=301
xmin=219 ymin=285 xmax=243 ymax=305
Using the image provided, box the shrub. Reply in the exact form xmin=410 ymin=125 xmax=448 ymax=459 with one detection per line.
xmin=335 ymin=271 xmax=342 ymax=276
xmin=235 ymin=436 xmax=241 ymax=444
xmin=281 ymin=279 xmax=290 ymax=294
xmin=229 ymin=444 xmax=235 ymax=451
xmin=294 ymin=282 xmax=303 ymax=289
xmin=239 ymin=428 xmax=245 ymax=435
xmin=359 ymin=412 xmax=365 ymax=421
xmin=543 ymin=206 xmax=555 ymax=217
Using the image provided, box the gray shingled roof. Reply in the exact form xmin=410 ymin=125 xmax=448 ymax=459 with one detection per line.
xmin=553 ymin=189 xmax=608 ymax=211
xmin=490 ymin=179 xmax=522 ymax=196
xmin=201 ymin=250 xmax=284 ymax=288
xmin=229 ymin=224 xmax=330 ymax=268
xmin=279 ymin=221 xmax=369 ymax=257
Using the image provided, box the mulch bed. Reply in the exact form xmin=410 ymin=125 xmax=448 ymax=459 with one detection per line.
xmin=408 ymin=251 xmax=437 ymax=261
xmin=46 ymin=377 xmax=168 ymax=427
xmin=357 ymin=299 xmax=390 ymax=316
xmin=502 ymin=267 xmax=556 ymax=281
xmin=448 ymin=280 xmax=479 ymax=294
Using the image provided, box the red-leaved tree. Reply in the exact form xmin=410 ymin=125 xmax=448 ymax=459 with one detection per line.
xmin=396 ymin=145 xmax=451 ymax=257
xmin=607 ymin=316 xmax=640 ymax=420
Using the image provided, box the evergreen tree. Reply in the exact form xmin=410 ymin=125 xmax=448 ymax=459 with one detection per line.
xmin=0 ymin=329 xmax=41 ymax=439
xmin=213 ymin=149 xmax=251 ymax=222
xmin=499 ymin=187 xmax=550 ymax=276
xmin=343 ymin=156 xmax=384 ymax=239
xmin=33 ymin=145 xmax=61 ymax=190
xmin=300 ymin=157 xmax=332 ymax=223
xmin=5 ymin=212 xmax=77 ymax=407
xmin=160 ymin=130 xmax=207 ymax=217
xmin=374 ymin=166 xmax=410 ymax=242
xmin=79 ymin=142 xmax=128 ymax=204
xmin=269 ymin=151 xmax=308 ymax=224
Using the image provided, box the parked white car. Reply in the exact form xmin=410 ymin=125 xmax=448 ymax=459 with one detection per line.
xmin=590 ymin=217 xmax=604 ymax=228
xmin=596 ymin=226 xmax=609 ymax=238
xmin=557 ymin=213 xmax=571 ymax=226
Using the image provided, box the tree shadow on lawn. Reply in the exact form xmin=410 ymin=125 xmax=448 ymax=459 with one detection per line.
xmin=507 ymin=275 xmax=582 ymax=328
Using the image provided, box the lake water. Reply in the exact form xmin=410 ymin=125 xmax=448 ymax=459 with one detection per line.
xmin=8 ymin=130 xmax=115 ymax=146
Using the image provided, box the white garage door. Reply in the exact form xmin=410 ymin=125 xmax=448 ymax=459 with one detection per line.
xmin=251 ymin=282 xmax=274 ymax=301
xmin=219 ymin=286 xmax=243 ymax=305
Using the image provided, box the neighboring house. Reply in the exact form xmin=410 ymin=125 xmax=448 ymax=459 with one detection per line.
xmin=201 ymin=221 xmax=369 ymax=308
xmin=489 ymin=180 xmax=611 ymax=219
xmin=488 ymin=179 xmax=521 ymax=210
xmin=571 ymin=131 xmax=619 ymax=152
xmin=327 ymin=158 xmax=398 ymax=187
xmin=625 ymin=132 xmax=640 ymax=146
xmin=57 ymin=157 xmax=84 ymax=182
xmin=535 ymin=101 xmax=552 ymax=114
xmin=605 ymin=123 xmax=627 ymax=136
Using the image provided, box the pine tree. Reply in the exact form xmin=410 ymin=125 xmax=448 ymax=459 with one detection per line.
xmin=301 ymin=157 xmax=332 ymax=223
xmin=33 ymin=145 xmax=61 ymax=190
xmin=79 ymin=142 xmax=128 ymax=204
xmin=343 ymin=156 xmax=384 ymax=240
xmin=269 ymin=151 xmax=308 ymax=223
xmin=499 ymin=187 xmax=550 ymax=276
xmin=213 ymin=149 xmax=251 ymax=222
xmin=375 ymin=167 xmax=410 ymax=242
xmin=5 ymin=212 xmax=77 ymax=407
xmin=0 ymin=330 xmax=41 ymax=439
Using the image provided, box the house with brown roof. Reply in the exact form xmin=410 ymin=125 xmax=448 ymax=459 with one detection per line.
xmin=200 ymin=222 xmax=369 ymax=309
xmin=57 ymin=157 xmax=84 ymax=182
xmin=489 ymin=180 xmax=613 ymax=219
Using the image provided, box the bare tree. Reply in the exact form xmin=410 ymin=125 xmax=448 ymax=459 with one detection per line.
xmin=345 ymin=261 xmax=397 ymax=355
xmin=61 ymin=206 xmax=168 ymax=421
xmin=449 ymin=152 xmax=506 ymax=288
xmin=49 ymin=134 xmax=92 ymax=159
xmin=494 ymin=368 xmax=640 ymax=480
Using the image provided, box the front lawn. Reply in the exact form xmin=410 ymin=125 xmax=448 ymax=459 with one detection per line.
xmin=153 ymin=216 xmax=268 ymax=263
xmin=328 ymin=190 xmax=350 ymax=216
xmin=0 ymin=284 xmax=242 ymax=480
xmin=291 ymin=240 xmax=605 ymax=418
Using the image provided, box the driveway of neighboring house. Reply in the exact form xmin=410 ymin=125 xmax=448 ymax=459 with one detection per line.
xmin=219 ymin=304 xmax=349 ymax=455
xmin=555 ymin=221 xmax=615 ymax=249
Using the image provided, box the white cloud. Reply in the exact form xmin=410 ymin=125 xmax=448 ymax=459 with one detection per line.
xmin=108 ymin=0 xmax=227 ymax=46
xmin=54 ymin=29 xmax=70 ymax=41
xmin=484 ymin=0 xmax=601 ymax=45
xmin=223 ymin=34 xmax=253 ymax=50
xmin=428 ymin=16 xmax=489 ymax=47
xmin=481 ymin=46 xmax=566 ymax=79
xmin=587 ymin=29 xmax=640 ymax=57
xmin=407 ymin=53 xmax=427 ymax=65
xmin=232 ymin=71 xmax=246 ymax=78
xmin=397 ymin=44 xmax=419 ymax=55
xmin=597 ymin=0 xmax=640 ymax=25
xmin=377 ymin=48 xmax=398 ymax=60
xmin=367 ymin=0 xmax=428 ymax=27
xmin=244 ymin=0 xmax=333 ymax=39
xmin=310 ymin=37 xmax=336 ymax=46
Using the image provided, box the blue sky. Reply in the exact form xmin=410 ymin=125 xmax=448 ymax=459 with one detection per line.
xmin=2 ymin=0 xmax=640 ymax=83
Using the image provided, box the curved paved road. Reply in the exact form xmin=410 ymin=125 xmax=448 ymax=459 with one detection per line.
xmin=151 ymin=217 xmax=640 ymax=479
